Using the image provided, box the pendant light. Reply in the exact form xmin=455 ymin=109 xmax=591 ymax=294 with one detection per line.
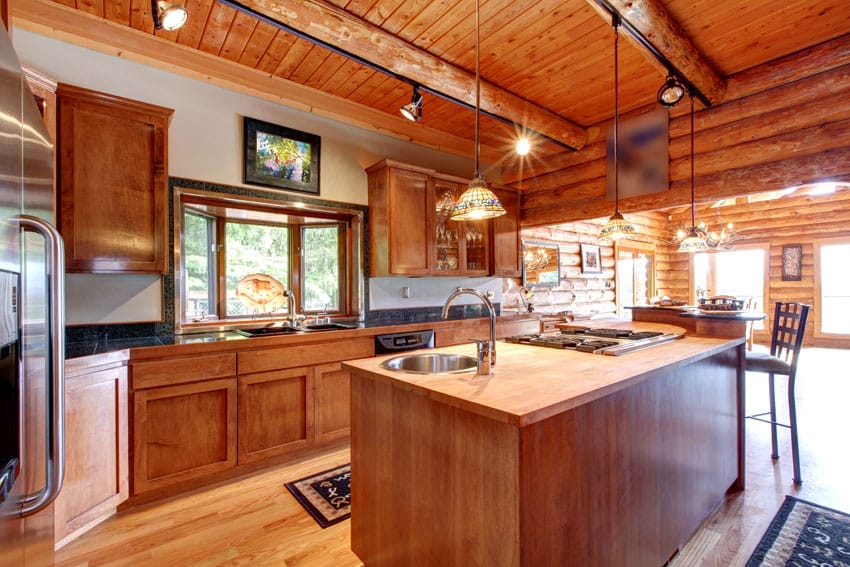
xmin=450 ymin=0 xmax=506 ymax=221
xmin=677 ymin=92 xmax=708 ymax=252
xmin=599 ymin=15 xmax=636 ymax=241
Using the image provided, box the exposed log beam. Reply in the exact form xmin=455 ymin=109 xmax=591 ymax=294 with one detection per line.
xmin=10 ymin=0 xmax=506 ymax=163
xmin=584 ymin=0 xmax=726 ymax=105
xmin=224 ymin=0 xmax=587 ymax=151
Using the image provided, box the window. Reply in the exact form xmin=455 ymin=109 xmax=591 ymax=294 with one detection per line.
xmin=814 ymin=239 xmax=850 ymax=337
xmin=175 ymin=186 xmax=362 ymax=331
xmin=692 ymin=245 xmax=768 ymax=330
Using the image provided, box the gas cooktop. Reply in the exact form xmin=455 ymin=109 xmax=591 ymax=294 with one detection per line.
xmin=504 ymin=327 xmax=682 ymax=355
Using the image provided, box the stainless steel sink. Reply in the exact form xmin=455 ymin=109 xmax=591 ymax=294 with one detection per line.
xmin=234 ymin=327 xmax=300 ymax=337
xmin=380 ymin=353 xmax=478 ymax=374
xmin=299 ymin=322 xmax=356 ymax=332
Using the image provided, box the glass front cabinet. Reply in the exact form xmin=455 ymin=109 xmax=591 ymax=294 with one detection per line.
xmin=432 ymin=177 xmax=489 ymax=276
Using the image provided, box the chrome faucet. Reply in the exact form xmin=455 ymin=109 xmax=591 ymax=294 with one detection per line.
xmin=441 ymin=287 xmax=497 ymax=371
xmin=283 ymin=290 xmax=303 ymax=327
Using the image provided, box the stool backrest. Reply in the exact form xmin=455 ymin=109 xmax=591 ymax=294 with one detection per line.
xmin=770 ymin=302 xmax=811 ymax=365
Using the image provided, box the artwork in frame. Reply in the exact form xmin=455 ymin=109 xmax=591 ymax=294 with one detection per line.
xmin=243 ymin=116 xmax=320 ymax=195
xmin=781 ymin=244 xmax=803 ymax=281
xmin=581 ymin=244 xmax=602 ymax=275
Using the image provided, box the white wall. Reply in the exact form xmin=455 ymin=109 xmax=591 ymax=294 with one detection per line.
xmin=12 ymin=29 xmax=479 ymax=325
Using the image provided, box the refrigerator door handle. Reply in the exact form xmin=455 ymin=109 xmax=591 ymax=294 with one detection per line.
xmin=15 ymin=215 xmax=66 ymax=517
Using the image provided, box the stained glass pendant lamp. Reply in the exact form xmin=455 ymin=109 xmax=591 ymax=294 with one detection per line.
xmin=678 ymin=93 xmax=708 ymax=252
xmin=598 ymin=15 xmax=636 ymax=241
xmin=450 ymin=0 xmax=506 ymax=221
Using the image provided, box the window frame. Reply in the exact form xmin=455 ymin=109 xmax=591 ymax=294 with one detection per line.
xmin=173 ymin=185 xmax=363 ymax=334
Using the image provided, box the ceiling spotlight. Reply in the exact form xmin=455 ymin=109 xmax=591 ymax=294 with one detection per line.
xmin=657 ymin=74 xmax=686 ymax=107
xmin=152 ymin=0 xmax=188 ymax=31
xmin=515 ymin=137 xmax=531 ymax=156
xmin=400 ymin=85 xmax=423 ymax=122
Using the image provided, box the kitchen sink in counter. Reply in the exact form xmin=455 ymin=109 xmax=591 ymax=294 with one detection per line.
xmin=344 ymin=323 xmax=745 ymax=566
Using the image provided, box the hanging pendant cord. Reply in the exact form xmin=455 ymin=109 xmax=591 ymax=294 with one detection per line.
xmin=474 ymin=0 xmax=481 ymax=178
xmin=613 ymin=14 xmax=620 ymax=214
xmin=690 ymin=93 xmax=696 ymax=228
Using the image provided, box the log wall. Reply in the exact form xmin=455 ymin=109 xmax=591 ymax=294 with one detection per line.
xmin=660 ymin=189 xmax=850 ymax=348
xmin=511 ymin=36 xmax=850 ymax=229
xmin=502 ymin=211 xmax=667 ymax=319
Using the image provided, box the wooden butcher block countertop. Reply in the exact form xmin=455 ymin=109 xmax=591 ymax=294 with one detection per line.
xmin=343 ymin=321 xmax=744 ymax=427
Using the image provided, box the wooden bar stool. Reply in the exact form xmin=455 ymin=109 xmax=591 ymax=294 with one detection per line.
xmin=745 ymin=302 xmax=810 ymax=484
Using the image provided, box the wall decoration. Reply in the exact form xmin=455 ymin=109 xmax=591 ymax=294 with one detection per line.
xmin=581 ymin=244 xmax=602 ymax=275
xmin=781 ymin=244 xmax=803 ymax=281
xmin=243 ymin=116 xmax=320 ymax=194
xmin=606 ymin=107 xmax=669 ymax=200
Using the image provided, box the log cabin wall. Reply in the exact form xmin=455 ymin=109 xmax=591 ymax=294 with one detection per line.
xmin=509 ymin=36 xmax=850 ymax=228
xmin=502 ymin=211 xmax=667 ymax=318
xmin=660 ymin=190 xmax=850 ymax=349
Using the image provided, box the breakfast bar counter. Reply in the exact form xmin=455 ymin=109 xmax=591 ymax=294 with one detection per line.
xmin=343 ymin=323 xmax=745 ymax=566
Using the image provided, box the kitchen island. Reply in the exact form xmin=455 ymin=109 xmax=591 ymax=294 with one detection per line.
xmin=343 ymin=323 xmax=745 ymax=566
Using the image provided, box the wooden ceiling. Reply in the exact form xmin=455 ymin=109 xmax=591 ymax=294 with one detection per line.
xmin=13 ymin=0 xmax=850 ymax=183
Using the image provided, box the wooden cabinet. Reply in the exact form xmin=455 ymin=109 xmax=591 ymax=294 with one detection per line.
xmin=314 ymin=362 xmax=352 ymax=443
xmin=432 ymin=176 xmax=490 ymax=276
xmin=55 ymin=356 xmax=128 ymax=547
xmin=367 ymin=160 xmax=432 ymax=276
xmin=368 ymin=160 xmax=516 ymax=277
xmin=131 ymin=354 xmax=237 ymax=495
xmin=57 ymin=84 xmax=172 ymax=273
xmin=490 ymin=186 xmax=522 ymax=277
xmin=237 ymin=367 xmax=313 ymax=464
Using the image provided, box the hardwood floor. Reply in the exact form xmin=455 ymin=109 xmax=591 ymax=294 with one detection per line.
xmin=55 ymin=347 xmax=849 ymax=566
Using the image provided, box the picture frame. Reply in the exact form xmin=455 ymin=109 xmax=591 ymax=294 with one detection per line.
xmin=781 ymin=244 xmax=803 ymax=281
xmin=581 ymin=244 xmax=602 ymax=275
xmin=243 ymin=116 xmax=321 ymax=195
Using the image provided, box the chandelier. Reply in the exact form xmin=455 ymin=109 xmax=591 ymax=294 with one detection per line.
xmin=673 ymin=220 xmax=745 ymax=250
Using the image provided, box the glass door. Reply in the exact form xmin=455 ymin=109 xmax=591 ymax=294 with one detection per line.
xmin=432 ymin=179 xmax=461 ymax=275
xmin=814 ymin=238 xmax=850 ymax=337
xmin=616 ymin=244 xmax=654 ymax=317
xmin=692 ymin=245 xmax=768 ymax=330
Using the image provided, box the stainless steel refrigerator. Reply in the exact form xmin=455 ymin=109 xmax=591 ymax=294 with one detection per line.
xmin=0 ymin=24 xmax=65 ymax=567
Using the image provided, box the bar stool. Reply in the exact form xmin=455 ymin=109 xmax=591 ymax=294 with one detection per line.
xmin=745 ymin=302 xmax=810 ymax=484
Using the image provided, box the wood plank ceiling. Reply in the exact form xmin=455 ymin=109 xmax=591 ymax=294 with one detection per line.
xmin=21 ymin=0 xmax=850 ymax=184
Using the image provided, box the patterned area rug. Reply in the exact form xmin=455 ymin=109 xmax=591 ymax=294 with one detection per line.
xmin=747 ymin=496 xmax=850 ymax=566
xmin=284 ymin=463 xmax=351 ymax=528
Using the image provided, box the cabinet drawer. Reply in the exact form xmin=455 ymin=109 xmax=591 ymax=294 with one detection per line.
xmin=238 ymin=338 xmax=373 ymax=375
xmin=131 ymin=353 xmax=236 ymax=389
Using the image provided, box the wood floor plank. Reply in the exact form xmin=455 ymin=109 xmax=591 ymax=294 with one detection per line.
xmin=56 ymin=347 xmax=849 ymax=566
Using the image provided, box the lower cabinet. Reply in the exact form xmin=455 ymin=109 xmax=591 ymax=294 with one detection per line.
xmin=237 ymin=367 xmax=313 ymax=464
xmin=55 ymin=357 xmax=128 ymax=547
xmin=132 ymin=378 xmax=237 ymax=494
xmin=314 ymin=362 xmax=352 ymax=443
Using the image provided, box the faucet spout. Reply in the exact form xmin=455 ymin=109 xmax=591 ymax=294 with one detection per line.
xmin=441 ymin=287 xmax=497 ymax=370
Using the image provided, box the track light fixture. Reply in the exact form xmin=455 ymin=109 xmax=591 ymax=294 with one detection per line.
xmin=657 ymin=74 xmax=686 ymax=107
xmin=152 ymin=0 xmax=188 ymax=31
xmin=400 ymin=85 xmax=423 ymax=122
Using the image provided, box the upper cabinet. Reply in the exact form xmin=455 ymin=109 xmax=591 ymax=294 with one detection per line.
xmin=367 ymin=160 xmax=519 ymax=278
xmin=57 ymin=84 xmax=172 ymax=273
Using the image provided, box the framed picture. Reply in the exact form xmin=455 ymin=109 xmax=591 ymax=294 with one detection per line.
xmin=243 ymin=116 xmax=320 ymax=194
xmin=581 ymin=244 xmax=602 ymax=275
xmin=781 ymin=244 xmax=803 ymax=281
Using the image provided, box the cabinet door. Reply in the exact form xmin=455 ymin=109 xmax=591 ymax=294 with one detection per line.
xmin=55 ymin=364 xmax=128 ymax=545
xmin=462 ymin=219 xmax=490 ymax=275
xmin=133 ymin=378 xmax=237 ymax=494
xmin=490 ymin=187 xmax=522 ymax=277
xmin=387 ymin=167 xmax=432 ymax=275
xmin=57 ymin=84 xmax=172 ymax=273
xmin=314 ymin=362 xmax=351 ymax=443
xmin=237 ymin=367 xmax=314 ymax=465
xmin=432 ymin=178 xmax=462 ymax=275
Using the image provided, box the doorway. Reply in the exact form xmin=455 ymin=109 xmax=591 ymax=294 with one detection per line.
xmin=616 ymin=243 xmax=655 ymax=318
xmin=692 ymin=245 xmax=768 ymax=330
xmin=814 ymin=238 xmax=850 ymax=337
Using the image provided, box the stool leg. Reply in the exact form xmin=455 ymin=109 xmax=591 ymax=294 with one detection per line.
xmin=768 ymin=373 xmax=779 ymax=459
xmin=788 ymin=373 xmax=802 ymax=484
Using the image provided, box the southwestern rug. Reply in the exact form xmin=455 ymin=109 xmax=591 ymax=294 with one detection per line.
xmin=284 ymin=463 xmax=351 ymax=528
xmin=747 ymin=495 xmax=850 ymax=566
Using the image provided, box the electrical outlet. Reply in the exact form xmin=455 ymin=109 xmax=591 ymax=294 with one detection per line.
xmin=402 ymin=286 xmax=410 ymax=298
